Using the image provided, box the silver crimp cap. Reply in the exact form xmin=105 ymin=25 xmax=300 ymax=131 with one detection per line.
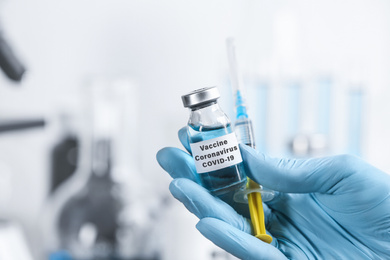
xmin=181 ymin=86 xmax=220 ymax=108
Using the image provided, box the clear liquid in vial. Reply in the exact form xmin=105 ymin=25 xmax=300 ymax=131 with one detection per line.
xmin=188 ymin=123 xmax=247 ymax=195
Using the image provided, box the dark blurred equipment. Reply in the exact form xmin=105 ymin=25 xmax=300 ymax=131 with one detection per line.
xmin=0 ymin=29 xmax=26 ymax=82
xmin=57 ymin=139 xmax=123 ymax=260
xmin=0 ymin=119 xmax=45 ymax=133
xmin=50 ymin=115 xmax=79 ymax=193
xmin=0 ymin=26 xmax=43 ymax=134
xmin=50 ymin=135 xmax=78 ymax=193
xmin=44 ymin=79 xmax=160 ymax=260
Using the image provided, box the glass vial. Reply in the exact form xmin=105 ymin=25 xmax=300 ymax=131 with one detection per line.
xmin=182 ymin=86 xmax=247 ymax=195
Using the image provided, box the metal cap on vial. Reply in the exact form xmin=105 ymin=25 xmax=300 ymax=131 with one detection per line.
xmin=181 ymin=86 xmax=220 ymax=108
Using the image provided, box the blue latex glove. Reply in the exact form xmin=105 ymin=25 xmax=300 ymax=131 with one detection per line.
xmin=49 ymin=251 xmax=73 ymax=260
xmin=156 ymin=127 xmax=390 ymax=259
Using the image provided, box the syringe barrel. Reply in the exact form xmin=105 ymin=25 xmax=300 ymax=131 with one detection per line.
xmin=234 ymin=117 xmax=256 ymax=148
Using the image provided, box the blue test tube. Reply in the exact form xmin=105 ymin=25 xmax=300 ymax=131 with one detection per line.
xmin=317 ymin=77 xmax=332 ymax=135
xmin=347 ymin=87 xmax=364 ymax=157
xmin=285 ymin=81 xmax=302 ymax=156
xmin=253 ymin=81 xmax=269 ymax=153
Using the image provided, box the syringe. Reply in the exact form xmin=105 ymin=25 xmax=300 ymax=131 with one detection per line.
xmin=226 ymin=38 xmax=273 ymax=243
xmin=226 ymin=38 xmax=255 ymax=147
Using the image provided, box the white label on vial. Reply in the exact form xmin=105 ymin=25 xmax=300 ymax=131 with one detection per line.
xmin=190 ymin=132 xmax=243 ymax=174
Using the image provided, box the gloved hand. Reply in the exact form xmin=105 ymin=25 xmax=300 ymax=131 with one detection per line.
xmin=156 ymin=127 xmax=390 ymax=259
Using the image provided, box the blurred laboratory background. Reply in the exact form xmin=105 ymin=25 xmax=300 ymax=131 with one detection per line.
xmin=0 ymin=0 xmax=389 ymax=259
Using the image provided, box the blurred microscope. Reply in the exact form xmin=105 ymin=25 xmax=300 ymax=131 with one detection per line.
xmin=43 ymin=78 xmax=163 ymax=260
xmin=0 ymin=22 xmax=44 ymax=132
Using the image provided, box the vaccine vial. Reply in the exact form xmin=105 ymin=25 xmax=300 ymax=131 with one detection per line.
xmin=182 ymin=86 xmax=247 ymax=196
